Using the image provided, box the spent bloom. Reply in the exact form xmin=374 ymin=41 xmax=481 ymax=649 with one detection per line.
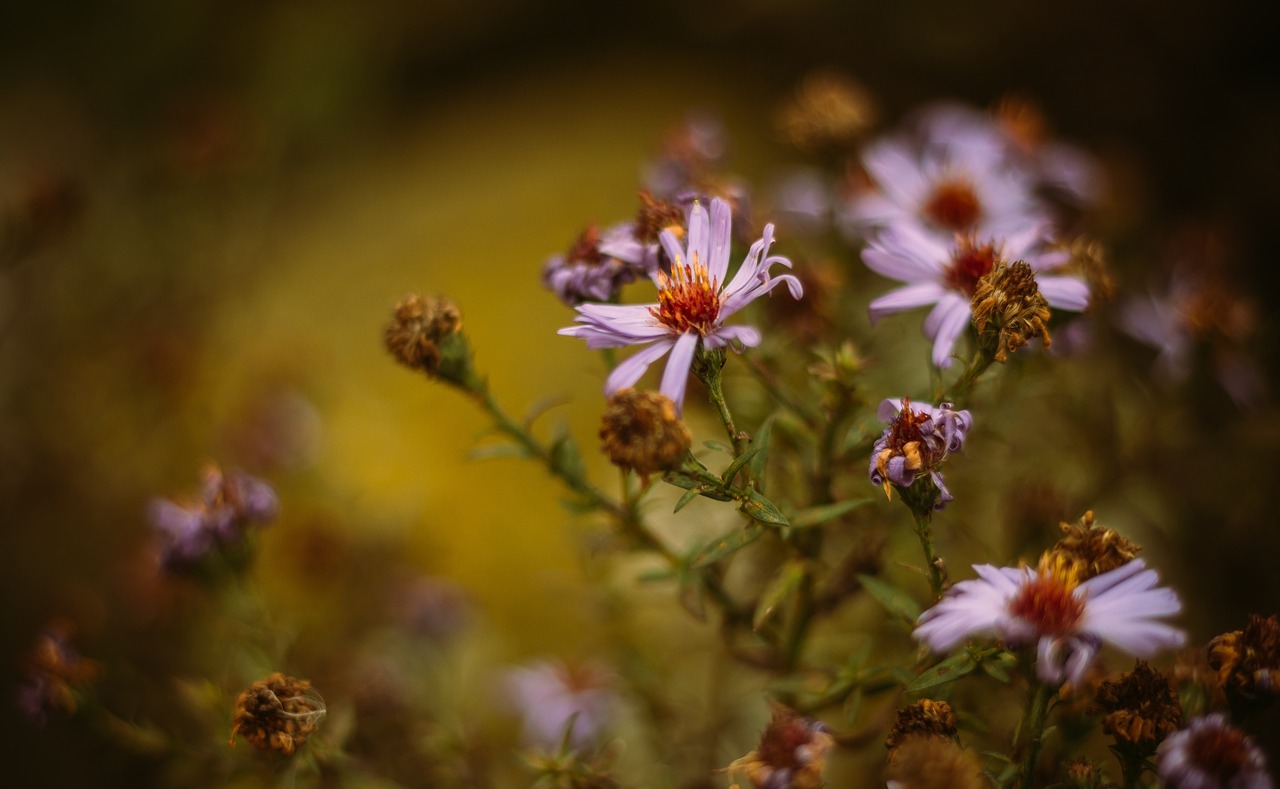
xmin=726 ymin=704 xmax=833 ymax=789
xmin=542 ymin=223 xmax=652 ymax=306
xmin=1207 ymin=614 xmax=1280 ymax=711
xmin=148 ymin=463 xmax=278 ymax=567
xmin=868 ymin=398 xmax=972 ymax=510
xmin=505 ymin=660 xmax=618 ymax=750
xmin=863 ymin=222 xmax=1088 ymax=367
xmin=229 ymin=673 xmax=327 ymax=756
xmin=16 ymin=620 xmax=100 ymax=727
xmin=558 ymin=197 xmax=801 ymax=413
xmin=914 ymin=553 xmax=1185 ymax=686
xmin=1156 ymin=713 xmax=1274 ymax=789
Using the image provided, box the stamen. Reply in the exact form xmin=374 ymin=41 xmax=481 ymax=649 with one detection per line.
xmin=1008 ymin=553 xmax=1085 ymax=637
xmin=649 ymin=253 xmax=721 ymax=335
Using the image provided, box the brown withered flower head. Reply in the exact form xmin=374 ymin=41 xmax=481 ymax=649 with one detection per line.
xmin=883 ymin=735 xmax=985 ymax=789
xmin=599 ymin=389 xmax=691 ymax=477
xmin=1052 ymin=511 xmax=1142 ymax=581
xmin=1207 ymin=613 xmax=1280 ymax=712
xmin=1059 ymin=758 xmax=1106 ymax=789
xmin=885 ymin=699 xmax=958 ymax=752
xmin=632 ymin=190 xmax=686 ymax=247
xmin=229 ymin=673 xmax=326 ymax=756
xmin=969 ymin=259 xmax=1053 ymax=363
xmin=776 ymin=70 xmax=878 ymax=153
xmin=1090 ymin=660 xmax=1183 ymax=755
xmin=727 ymin=704 xmax=833 ymax=789
xmin=384 ymin=293 xmax=468 ymax=382
xmin=16 ymin=620 xmax=101 ymax=727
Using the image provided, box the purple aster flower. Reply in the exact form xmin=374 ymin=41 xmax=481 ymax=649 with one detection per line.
xmin=542 ymin=223 xmax=653 ymax=306
xmin=558 ymin=197 xmax=802 ymax=413
xmin=16 ymin=620 xmax=99 ymax=728
xmin=863 ymin=222 xmax=1089 ymax=367
xmin=148 ymin=463 xmax=279 ymax=567
xmin=914 ymin=555 xmax=1185 ymax=687
xmin=841 ymin=104 xmax=1051 ymax=242
xmin=869 ymin=398 xmax=972 ymax=510
xmin=504 ymin=660 xmax=618 ymax=749
xmin=1156 ymin=713 xmax=1274 ymax=789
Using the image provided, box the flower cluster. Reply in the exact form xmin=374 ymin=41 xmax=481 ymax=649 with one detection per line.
xmin=147 ymin=463 xmax=278 ymax=568
xmin=868 ymin=398 xmax=972 ymax=510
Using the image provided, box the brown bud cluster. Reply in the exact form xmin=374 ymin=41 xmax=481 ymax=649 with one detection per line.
xmin=727 ymin=704 xmax=833 ymax=789
xmin=384 ymin=294 xmax=462 ymax=375
xmin=776 ymin=70 xmax=878 ymax=153
xmin=599 ymin=389 xmax=691 ymax=476
xmin=1052 ymin=511 xmax=1141 ymax=580
xmin=1089 ymin=661 xmax=1182 ymax=752
xmin=969 ymin=259 xmax=1052 ymax=362
xmin=885 ymin=699 xmax=957 ymax=751
xmin=229 ymin=673 xmax=326 ymax=756
xmin=1207 ymin=613 xmax=1280 ymax=711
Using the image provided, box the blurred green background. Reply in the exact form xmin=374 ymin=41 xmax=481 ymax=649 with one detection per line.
xmin=2 ymin=0 xmax=1278 ymax=785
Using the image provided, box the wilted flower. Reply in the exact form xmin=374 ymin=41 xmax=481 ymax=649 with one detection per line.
xmin=505 ymin=660 xmax=617 ymax=750
xmin=1089 ymin=660 xmax=1183 ymax=754
xmin=559 ymin=197 xmax=801 ymax=413
xmin=16 ymin=620 xmax=100 ymax=727
xmin=148 ymin=463 xmax=278 ymax=567
xmin=842 ymin=103 xmax=1051 ymax=242
xmin=868 ymin=398 xmax=972 ymax=510
xmin=884 ymin=734 xmax=985 ymax=789
xmin=392 ymin=575 xmax=473 ymax=643
xmin=969 ymin=259 xmax=1053 ymax=362
xmin=384 ymin=293 xmax=473 ymax=384
xmin=1156 ymin=713 xmax=1274 ymax=789
xmin=727 ymin=704 xmax=833 ymax=789
xmin=914 ymin=554 xmax=1185 ymax=686
xmin=542 ymin=223 xmax=650 ymax=306
xmin=862 ymin=222 xmax=1087 ymax=367
xmin=1207 ymin=614 xmax=1280 ymax=712
xmin=599 ymin=389 xmax=691 ymax=476
xmin=885 ymin=699 xmax=957 ymax=751
xmin=1051 ymin=511 xmax=1142 ymax=580
xmin=229 ymin=673 xmax=326 ymax=755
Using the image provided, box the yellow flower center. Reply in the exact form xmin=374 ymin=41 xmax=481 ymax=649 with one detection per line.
xmin=1008 ymin=552 xmax=1086 ymax=637
xmin=649 ymin=253 xmax=721 ymax=335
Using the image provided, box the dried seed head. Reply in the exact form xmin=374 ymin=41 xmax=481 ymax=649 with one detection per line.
xmin=599 ymin=389 xmax=691 ymax=476
xmin=1090 ymin=661 xmax=1183 ymax=754
xmin=1060 ymin=758 xmax=1105 ymax=789
xmin=1052 ymin=511 xmax=1141 ymax=580
xmin=884 ymin=734 xmax=985 ymax=789
xmin=1207 ymin=613 xmax=1280 ymax=711
xmin=383 ymin=294 xmax=471 ymax=384
xmin=970 ymin=259 xmax=1052 ymax=362
xmin=229 ymin=673 xmax=326 ymax=756
xmin=885 ymin=699 xmax=958 ymax=752
xmin=776 ymin=70 xmax=877 ymax=153
xmin=727 ymin=704 xmax=833 ymax=789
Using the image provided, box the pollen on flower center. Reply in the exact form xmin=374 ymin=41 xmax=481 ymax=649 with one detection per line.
xmin=944 ymin=237 xmax=1001 ymax=297
xmin=1008 ymin=554 xmax=1086 ymax=637
xmin=649 ymin=253 xmax=721 ymax=335
xmin=923 ymin=177 xmax=983 ymax=231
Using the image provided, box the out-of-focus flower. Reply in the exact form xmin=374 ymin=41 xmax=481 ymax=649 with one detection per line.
xmin=598 ymin=389 xmax=691 ymax=476
xmin=1207 ymin=614 xmax=1280 ymax=712
xmin=884 ymin=699 xmax=957 ymax=751
xmin=727 ymin=704 xmax=833 ymax=789
xmin=384 ymin=293 xmax=472 ymax=384
xmin=1089 ymin=660 xmax=1183 ymax=755
xmin=1156 ymin=713 xmax=1273 ymax=789
xmin=505 ymin=660 xmax=618 ymax=750
xmin=542 ymin=223 xmax=650 ymax=306
xmin=16 ymin=620 xmax=100 ymax=727
xmin=884 ymin=734 xmax=985 ymax=789
xmin=1051 ymin=511 xmax=1141 ymax=580
xmin=914 ymin=554 xmax=1185 ymax=686
xmin=392 ymin=575 xmax=473 ymax=644
xmin=868 ymin=398 xmax=972 ymax=510
xmin=1059 ymin=759 xmax=1106 ymax=789
xmin=559 ymin=198 xmax=801 ymax=413
xmin=776 ymin=69 xmax=878 ymax=153
xmin=842 ymin=104 xmax=1050 ymax=242
xmin=994 ymin=95 xmax=1104 ymax=206
xmin=862 ymin=222 xmax=1087 ymax=367
xmin=229 ymin=673 xmax=326 ymax=756
xmin=148 ymin=463 xmax=278 ymax=568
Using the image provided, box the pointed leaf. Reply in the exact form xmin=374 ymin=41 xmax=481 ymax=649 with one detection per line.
xmin=702 ymin=441 xmax=732 ymax=454
xmin=749 ymin=415 xmax=775 ymax=481
xmin=549 ymin=433 xmax=583 ymax=478
xmin=979 ymin=651 xmax=1017 ymax=683
xmin=692 ymin=523 xmax=765 ymax=568
xmin=522 ymin=394 xmax=569 ymax=429
xmin=739 ymin=490 xmax=789 ymax=526
xmin=906 ymin=651 xmax=978 ymax=693
xmin=720 ymin=446 xmax=761 ymax=485
xmin=673 ymin=486 xmax=705 ymax=513
xmin=753 ymin=560 xmax=808 ymax=631
xmin=662 ymin=470 xmax=734 ymax=501
xmin=857 ymin=574 xmax=922 ymax=624
xmin=790 ymin=498 xmax=874 ymax=529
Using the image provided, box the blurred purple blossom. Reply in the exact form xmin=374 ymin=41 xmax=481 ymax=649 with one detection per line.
xmin=504 ymin=659 xmax=618 ymax=749
xmin=148 ymin=463 xmax=278 ymax=568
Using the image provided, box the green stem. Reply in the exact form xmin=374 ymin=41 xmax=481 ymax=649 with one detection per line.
xmin=940 ymin=342 xmax=994 ymax=403
xmin=702 ymin=357 xmax=749 ymax=460
xmin=1015 ymin=681 xmax=1055 ymax=788
xmin=909 ymin=505 xmax=946 ymax=600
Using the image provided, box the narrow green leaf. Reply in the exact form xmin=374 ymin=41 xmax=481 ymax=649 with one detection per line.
xmin=979 ymin=651 xmax=1017 ymax=683
xmin=752 ymin=560 xmax=807 ymax=631
xmin=906 ymin=652 xmax=978 ymax=693
xmin=521 ymin=394 xmax=569 ymax=428
xmin=692 ymin=523 xmax=765 ymax=568
xmin=673 ymin=486 xmax=705 ymax=513
xmin=549 ymin=433 xmax=583 ymax=478
xmin=467 ymin=442 xmax=533 ymax=461
xmin=720 ymin=446 xmax=761 ymax=485
xmin=790 ymin=498 xmax=874 ymax=529
xmin=748 ymin=415 xmax=775 ymax=481
xmin=739 ymin=490 xmax=789 ymax=526
xmin=702 ymin=441 xmax=732 ymax=454
xmin=635 ymin=567 xmax=674 ymax=583
xmin=856 ymin=574 xmax=922 ymax=623
xmin=662 ymin=470 xmax=734 ymax=501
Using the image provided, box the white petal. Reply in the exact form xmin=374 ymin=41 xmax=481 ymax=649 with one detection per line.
xmin=1038 ymin=275 xmax=1090 ymax=311
xmin=867 ymin=282 xmax=947 ymax=323
xmin=659 ymin=332 xmax=700 ymax=414
xmin=603 ymin=341 xmax=673 ymax=394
